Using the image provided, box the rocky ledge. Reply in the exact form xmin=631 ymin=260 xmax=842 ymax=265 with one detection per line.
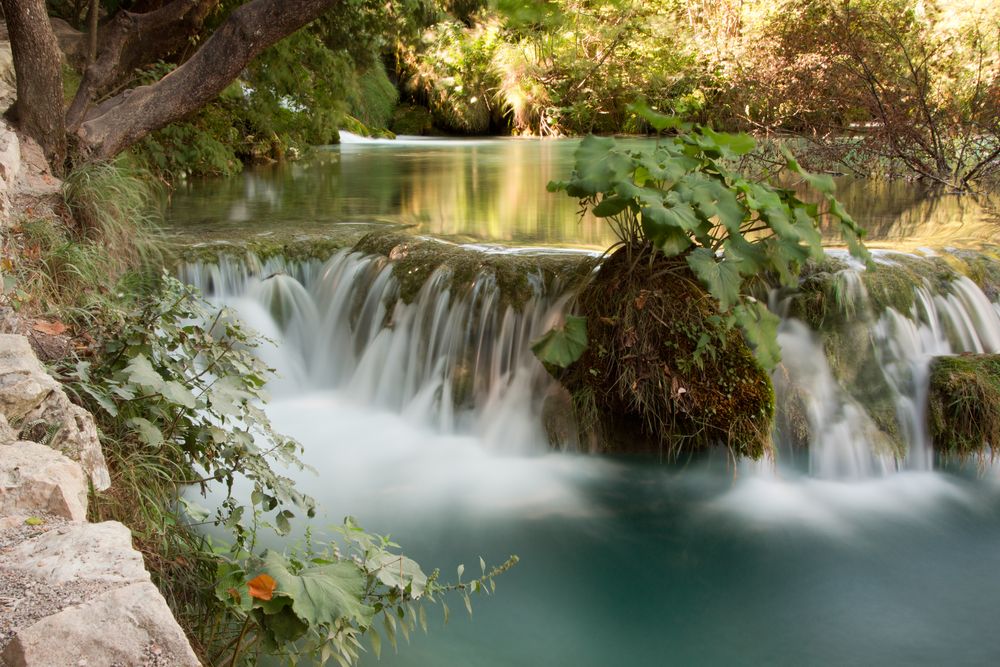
xmin=0 ymin=333 xmax=201 ymax=666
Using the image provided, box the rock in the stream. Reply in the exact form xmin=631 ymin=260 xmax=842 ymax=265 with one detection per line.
xmin=0 ymin=581 xmax=202 ymax=667
xmin=0 ymin=441 xmax=87 ymax=521
xmin=0 ymin=335 xmax=110 ymax=490
xmin=0 ymin=521 xmax=148 ymax=585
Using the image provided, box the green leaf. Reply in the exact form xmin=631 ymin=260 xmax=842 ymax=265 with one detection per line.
xmin=159 ymin=380 xmax=197 ymax=409
xmin=783 ymin=145 xmax=836 ymax=194
xmin=591 ymin=196 xmax=631 ymax=218
xmin=627 ymin=99 xmax=683 ymax=132
xmin=209 ymin=376 xmax=254 ymax=416
xmin=262 ymin=550 xmax=373 ymax=627
xmin=124 ymin=354 xmax=164 ymax=392
xmin=275 ymin=510 xmax=293 ymax=536
xmin=687 ymin=248 xmax=741 ymax=312
xmin=366 ymin=551 xmax=428 ymax=599
xmin=571 ymin=135 xmax=629 ymax=195
xmin=702 ymin=126 xmax=756 ymax=157
xmin=734 ymin=301 xmax=782 ymax=370
xmin=127 ymin=417 xmax=163 ymax=447
xmin=531 ymin=316 xmax=588 ymax=368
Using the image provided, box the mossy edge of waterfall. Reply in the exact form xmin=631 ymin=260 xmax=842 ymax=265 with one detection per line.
xmin=787 ymin=253 xmax=965 ymax=330
xmin=928 ymin=354 xmax=1000 ymax=456
xmin=354 ymin=231 xmax=598 ymax=309
xmin=169 ymin=228 xmax=378 ymax=265
xmin=557 ymin=244 xmax=775 ymax=459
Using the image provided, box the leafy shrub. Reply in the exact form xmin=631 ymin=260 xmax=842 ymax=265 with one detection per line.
xmin=63 ymin=274 xmax=514 ymax=664
xmin=544 ymin=103 xmax=871 ymax=370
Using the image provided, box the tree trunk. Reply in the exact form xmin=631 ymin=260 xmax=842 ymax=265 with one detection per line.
xmin=1 ymin=0 xmax=67 ymax=173
xmin=76 ymin=0 xmax=338 ymax=160
xmin=66 ymin=0 xmax=220 ymax=130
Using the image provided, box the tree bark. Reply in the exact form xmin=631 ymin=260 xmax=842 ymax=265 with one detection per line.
xmin=66 ymin=0 xmax=220 ymax=130
xmin=1 ymin=0 xmax=67 ymax=173
xmin=76 ymin=0 xmax=338 ymax=160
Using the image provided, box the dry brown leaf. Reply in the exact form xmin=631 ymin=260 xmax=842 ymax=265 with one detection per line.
xmin=33 ymin=320 xmax=69 ymax=336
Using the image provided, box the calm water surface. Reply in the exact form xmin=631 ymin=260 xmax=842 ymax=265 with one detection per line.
xmin=165 ymin=136 xmax=999 ymax=251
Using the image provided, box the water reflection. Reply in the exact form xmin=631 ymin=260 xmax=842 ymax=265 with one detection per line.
xmin=165 ymin=138 xmax=999 ymax=250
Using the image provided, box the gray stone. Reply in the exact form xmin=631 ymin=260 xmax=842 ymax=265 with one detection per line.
xmin=0 ymin=334 xmax=110 ymax=490
xmin=0 ymin=441 xmax=88 ymax=521
xmin=0 ymin=41 xmax=14 ymax=113
xmin=0 ymin=335 xmax=58 ymax=421
xmin=0 ymin=120 xmax=20 ymax=193
xmin=0 ymin=413 xmax=15 ymax=445
xmin=0 ymin=581 xmax=202 ymax=667
xmin=0 ymin=521 xmax=149 ymax=586
xmin=22 ymin=394 xmax=110 ymax=491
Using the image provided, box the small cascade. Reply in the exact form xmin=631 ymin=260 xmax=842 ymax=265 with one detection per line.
xmin=180 ymin=245 xmax=1000 ymax=478
xmin=773 ymin=253 xmax=1000 ymax=477
xmin=178 ymin=248 xmax=571 ymax=452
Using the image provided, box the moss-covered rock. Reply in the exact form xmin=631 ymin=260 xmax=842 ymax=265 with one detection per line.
xmin=928 ymin=354 xmax=1000 ymax=456
xmin=354 ymin=231 xmax=596 ymax=309
xmin=390 ymin=104 xmax=436 ymax=136
xmin=169 ymin=228 xmax=377 ymax=266
xmin=558 ymin=244 xmax=775 ymax=459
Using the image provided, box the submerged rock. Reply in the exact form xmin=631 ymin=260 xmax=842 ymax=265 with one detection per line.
xmin=928 ymin=354 xmax=1000 ymax=456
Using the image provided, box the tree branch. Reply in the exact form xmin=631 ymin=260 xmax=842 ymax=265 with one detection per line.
xmin=76 ymin=0 xmax=340 ymax=160
xmin=67 ymin=0 xmax=219 ymax=130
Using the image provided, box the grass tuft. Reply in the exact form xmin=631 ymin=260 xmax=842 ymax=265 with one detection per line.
xmin=928 ymin=354 xmax=1000 ymax=457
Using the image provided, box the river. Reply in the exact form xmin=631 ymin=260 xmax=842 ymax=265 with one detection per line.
xmin=168 ymin=135 xmax=1000 ymax=666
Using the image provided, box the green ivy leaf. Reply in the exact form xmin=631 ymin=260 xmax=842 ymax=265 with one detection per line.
xmin=531 ymin=315 xmax=588 ymax=368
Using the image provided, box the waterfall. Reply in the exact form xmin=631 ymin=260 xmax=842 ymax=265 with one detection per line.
xmin=178 ymin=248 xmax=571 ymax=453
xmin=772 ymin=253 xmax=1000 ymax=478
xmin=179 ymin=247 xmax=1000 ymax=478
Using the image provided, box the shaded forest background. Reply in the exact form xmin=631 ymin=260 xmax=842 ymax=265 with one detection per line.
xmin=39 ymin=0 xmax=1000 ymax=189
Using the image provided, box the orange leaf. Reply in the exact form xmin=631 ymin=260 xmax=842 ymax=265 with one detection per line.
xmin=247 ymin=573 xmax=277 ymax=601
xmin=33 ymin=320 xmax=69 ymax=336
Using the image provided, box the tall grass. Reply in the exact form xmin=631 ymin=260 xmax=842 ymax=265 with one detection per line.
xmin=9 ymin=159 xmax=163 ymax=318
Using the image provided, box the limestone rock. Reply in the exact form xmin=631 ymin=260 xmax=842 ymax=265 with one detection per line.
xmin=0 ymin=441 xmax=88 ymax=521
xmin=22 ymin=394 xmax=110 ymax=491
xmin=0 ymin=521 xmax=148 ymax=586
xmin=0 ymin=120 xmax=20 ymax=191
xmin=0 ymin=334 xmax=110 ymax=490
xmin=0 ymin=581 xmax=203 ymax=667
xmin=0 ymin=41 xmax=14 ymax=113
xmin=0 ymin=335 xmax=58 ymax=421
xmin=0 ymin=413 xmax=15 ymax=445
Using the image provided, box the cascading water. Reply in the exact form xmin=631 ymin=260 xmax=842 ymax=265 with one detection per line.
xmin=181 ymin=246 xmax=1000 ymax=483
xmin=178 ymin=242 xmax=1000 ymax=666
xmin=768 ymin=252 xmax=1000 ymax=480
xmin=179 ymin=248 xmax=570 ymax=451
